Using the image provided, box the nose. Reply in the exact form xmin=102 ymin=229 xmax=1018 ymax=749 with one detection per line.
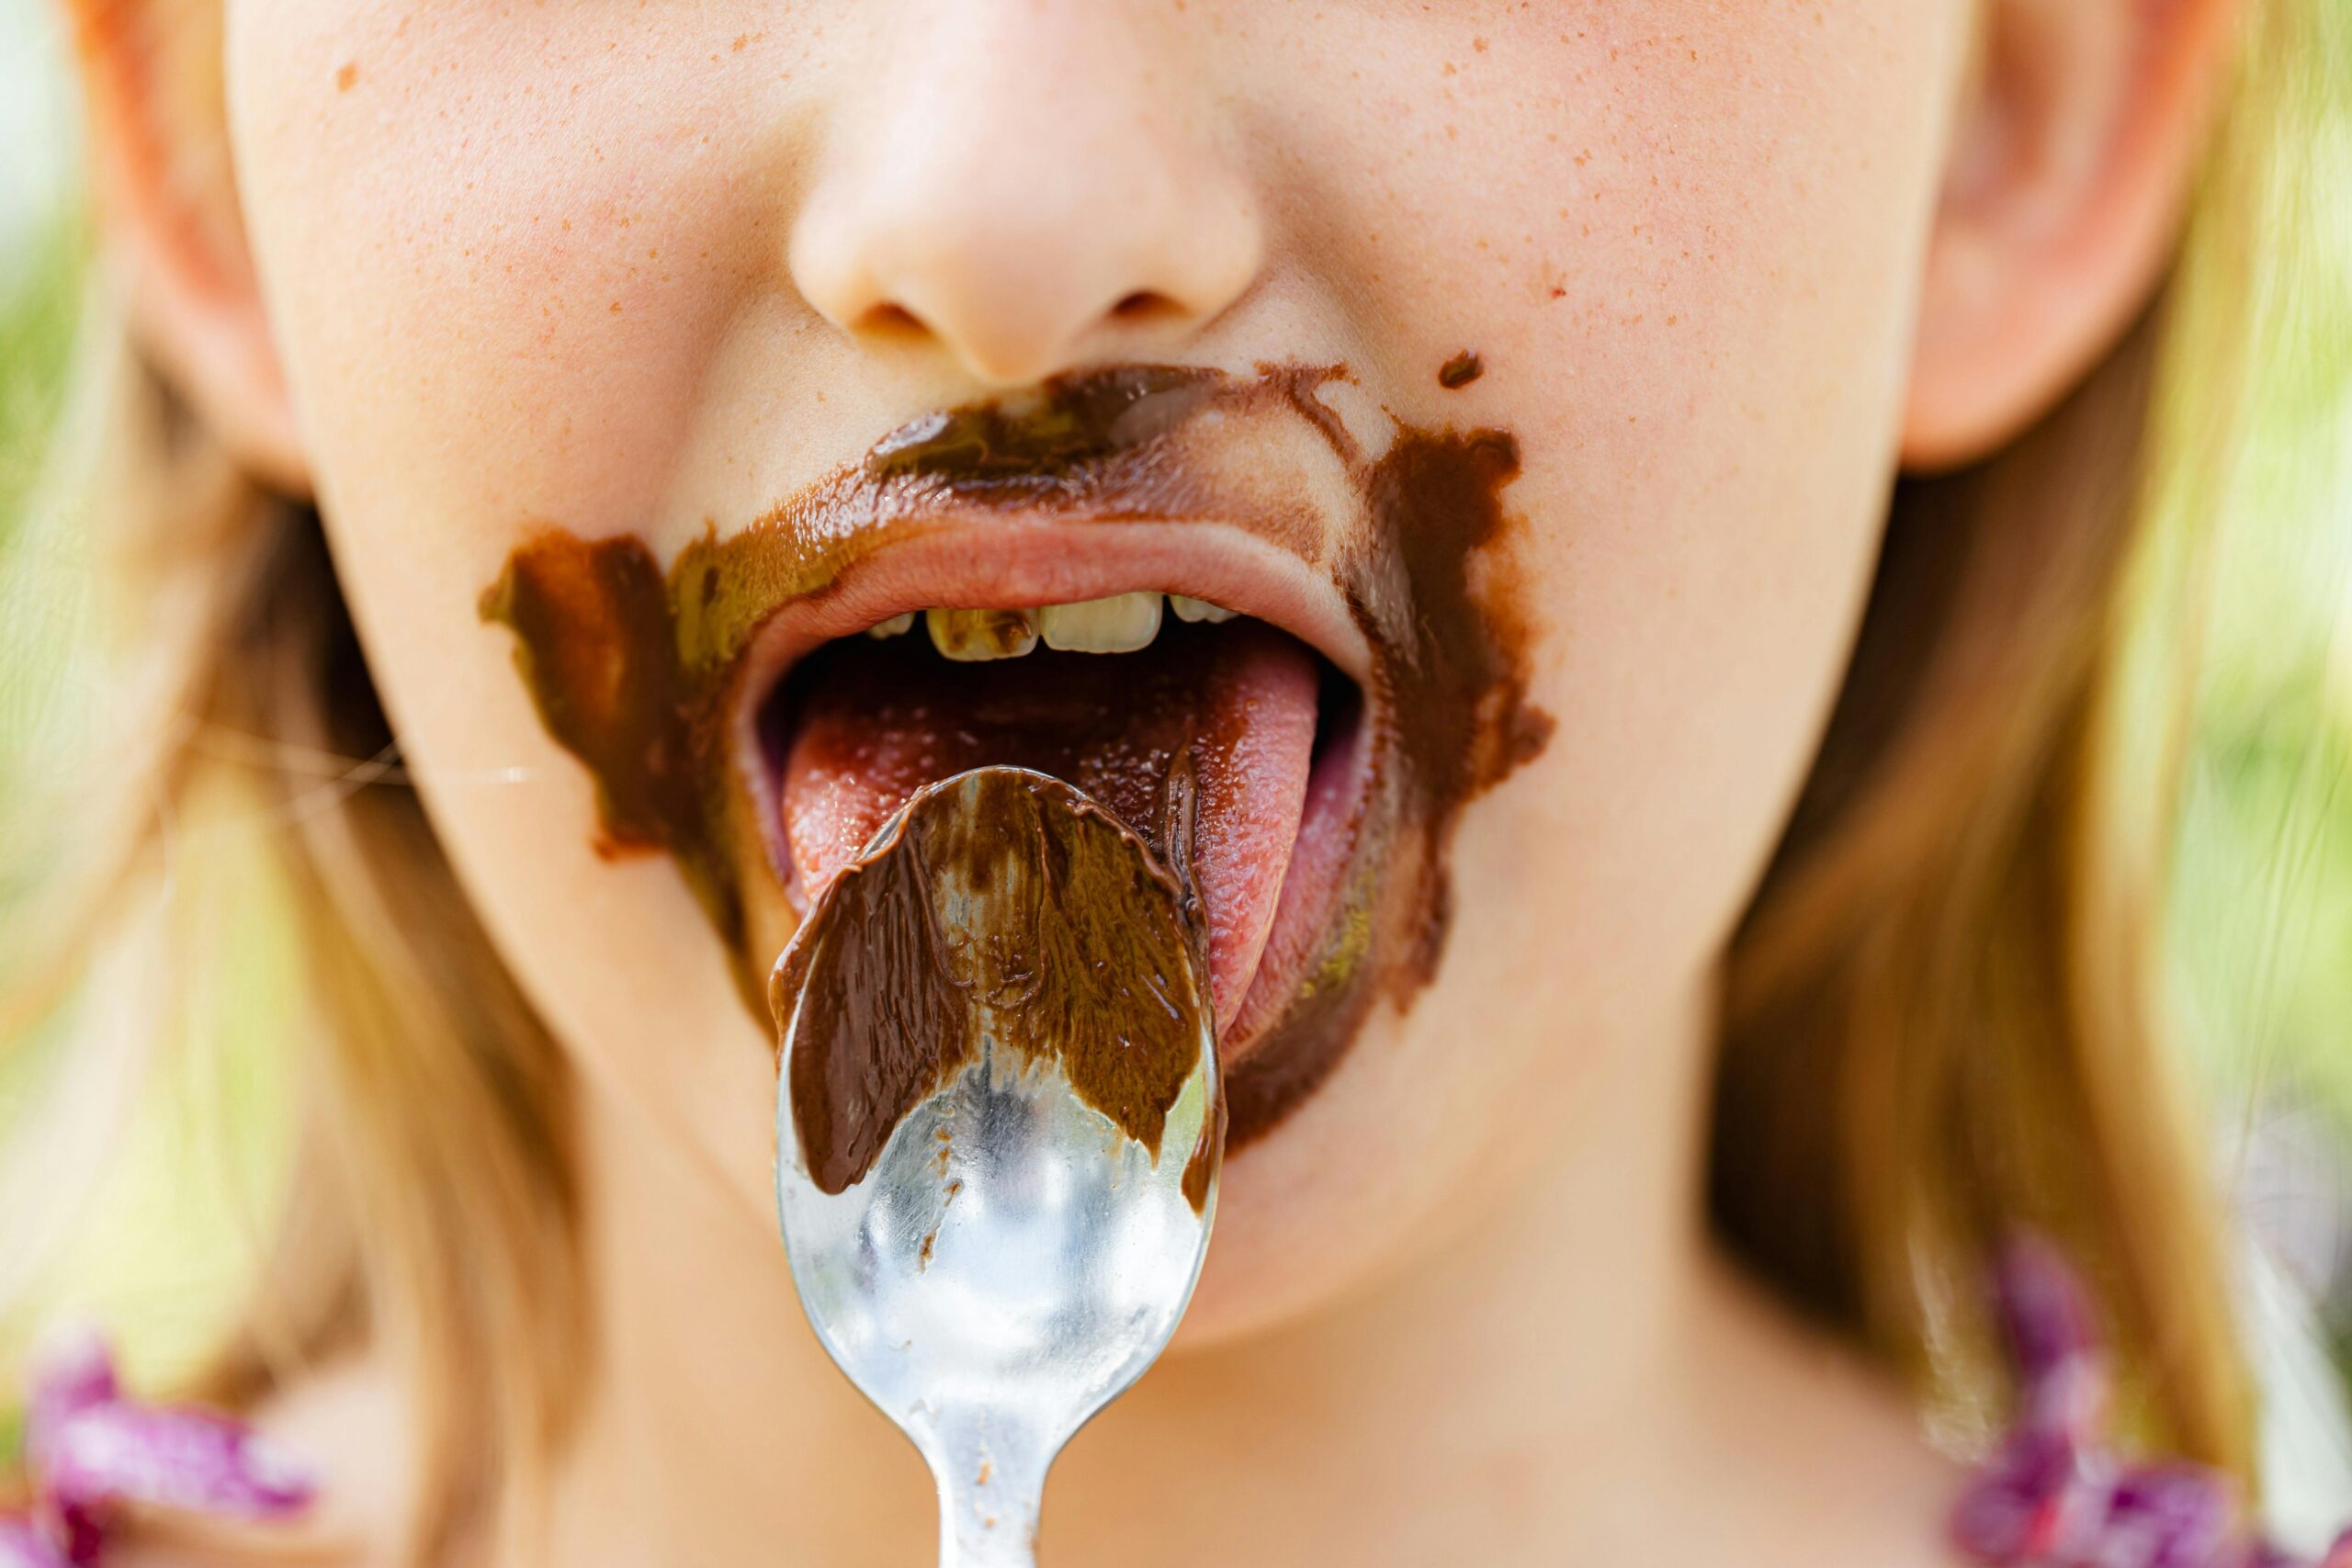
xmin=787 ymin=3 xmax=1263 ymax=388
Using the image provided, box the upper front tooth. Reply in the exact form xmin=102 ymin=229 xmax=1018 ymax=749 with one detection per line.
xmin=1169 ymin=594 xmax=1238 ymax=624
xmin=865 ymin=612 xmax=917 ymax=639
xmin=1039 ymin=592 xmax=1162 ymax=654
xmin=927 ymin=607 xmax=1039 ymax=660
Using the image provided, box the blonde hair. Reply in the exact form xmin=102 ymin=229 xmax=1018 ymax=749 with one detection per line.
xmin=0 ymin=0 xmax=2338 ymax=1554
xmin=1720 ymin=0 xmax=2349 ymax=1477
xmin=3 ymin=318 xmax=587 ymax=1556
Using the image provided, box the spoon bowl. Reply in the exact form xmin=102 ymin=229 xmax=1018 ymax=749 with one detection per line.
xmin=773 ymin=767 xmax=1222 ymax=1568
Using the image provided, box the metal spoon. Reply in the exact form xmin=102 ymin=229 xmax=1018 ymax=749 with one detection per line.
xmin=772 ymin=766 xmax=1223 ymax=1568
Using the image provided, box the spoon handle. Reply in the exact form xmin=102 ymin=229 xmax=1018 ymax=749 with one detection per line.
xmin=928 ymin=1416 xmax=1049 ymax=1568
xmin=939 ymin=1506 xmax=1039 ymax=1568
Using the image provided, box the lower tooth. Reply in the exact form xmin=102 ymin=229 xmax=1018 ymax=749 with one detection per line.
xmin=1039 ymin=592 xmax=1163 ymax=653
xmin=1169 ymin=595 xmax=1237 ymax=624
xmin=926 ymin=606 xmax=1040 ymax=661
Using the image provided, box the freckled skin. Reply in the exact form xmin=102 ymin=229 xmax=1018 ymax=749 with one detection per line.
xmin=228 ymin=0 xmax=1968 ymax=1371
xmin=175 ymin=1 xmax=2117 ymax=1559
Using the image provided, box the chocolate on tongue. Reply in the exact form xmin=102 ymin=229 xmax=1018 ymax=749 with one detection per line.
xmin=771 ymin=767 xmax=1219 ymax=1205
xmin=775 ymin=618 xmax=1317 ymax=1027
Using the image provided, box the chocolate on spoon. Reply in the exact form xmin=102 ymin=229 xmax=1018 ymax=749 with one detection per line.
xmin=771 ymin=765 xmax=1224 ymax=1568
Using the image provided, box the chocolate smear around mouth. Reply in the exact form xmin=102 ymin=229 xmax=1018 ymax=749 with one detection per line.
xmin=772 ymin=768 xmax=1213 ymax=1202
xmin=1437 ymin=351 xmax=1484 ymax=389
xmin=482 ymin=363 xmax=1550 ymax=1149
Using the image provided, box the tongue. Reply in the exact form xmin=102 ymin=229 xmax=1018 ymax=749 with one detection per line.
xmin=774 ymin=619 xmax=1319 ymax=1028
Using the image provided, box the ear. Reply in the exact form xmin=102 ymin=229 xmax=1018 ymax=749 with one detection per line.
xmin=1903 ymin=0 xmax=2242 ymax=471
xmin=67 ymin=0 xmax=308 ymax=493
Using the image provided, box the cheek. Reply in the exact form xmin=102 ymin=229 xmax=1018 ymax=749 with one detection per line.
xmin=1220 ymin=8 xmax=1964 ymax=1025
xmin=227 ymin=5 xmax=808 ymax=540
xmin=224 ymin=5 xmax=819 ymax=1200
xmin=1340 ymin=5 xmax=1959 ymax=1027
xmin=1191 ymin=8 xmax=1968 ymax=1327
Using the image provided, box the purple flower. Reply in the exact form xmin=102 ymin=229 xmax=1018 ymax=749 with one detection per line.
xmin=1952 ymin=1427 xmax=2092 ymax=1562
xmin=22 ymin=1332 xmax=113 ymax=1454
xmin=1954 ymin=1450 xmax=2252 ymax=1568
xmin=8 ymin=1331 xmax=314 ymax=1567
xmin=1996 ymin=1237 xmax=2102 ymax=1383
xmin=1996 ymin=1238 xmax=2112 ymax=1443
xmin=2092 ymin=1464 xmax=2238 ymax=1568
xmin=1958 ymin=1243 xmax=2275 ymax=1568
xmin=0 ymin=1519 xmax=67 ymax=1568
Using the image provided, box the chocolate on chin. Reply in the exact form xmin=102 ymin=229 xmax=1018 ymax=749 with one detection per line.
xmin=770 ymin=766 xmax=1223 ymax=1209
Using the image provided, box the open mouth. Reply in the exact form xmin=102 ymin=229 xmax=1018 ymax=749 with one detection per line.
xmin=482 ymin=361 xmax=1546 ymax=1148
xmin=752 ymin=581 xmax=1369 ymax=1055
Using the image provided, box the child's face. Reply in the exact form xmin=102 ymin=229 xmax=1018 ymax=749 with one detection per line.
xmin=223 ymin=3 xmax=1973 ymax=1336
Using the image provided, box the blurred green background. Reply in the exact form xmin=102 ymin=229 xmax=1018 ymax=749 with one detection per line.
xmin=3 ymin=0 xmax=2350 ymax=1529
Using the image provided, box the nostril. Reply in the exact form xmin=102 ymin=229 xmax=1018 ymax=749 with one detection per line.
xmin=1111 ymin=290 xmax=1185 ymax=322
xmin=857 ymin=301 xmax=932 ymax=338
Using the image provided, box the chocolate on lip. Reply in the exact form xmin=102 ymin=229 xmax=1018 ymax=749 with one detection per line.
xmin=481 ymin=361 xmax=1550 ymax=1148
